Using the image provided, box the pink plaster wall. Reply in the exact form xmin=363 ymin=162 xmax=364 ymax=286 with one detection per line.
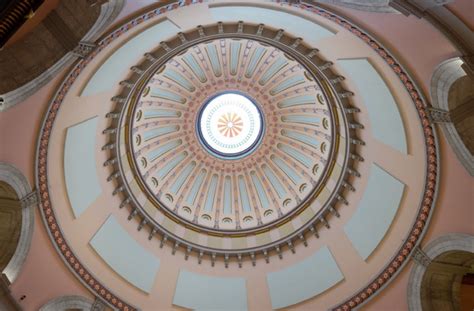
xmin=318 ymin=2 xmax=459 ymax=99
xmin=0 ymin=2 xmax=472 ymax=310
xmin=447 ymin=0 xmax=474 ymax=31
xmin=0 ymin=67 xmax=64 ymax=185
xmin=0 ymin=69 xmax=93 ymax=308
xmin=9 ymin=208 xmax=93 ymax=309
xmin=363 ymin=129 xmax=474 ymax=311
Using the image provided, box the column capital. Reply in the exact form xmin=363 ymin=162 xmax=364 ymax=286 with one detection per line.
xmin=20 ymin=189 xmax=39 ymax=209
xmin=428 ymin=107 xmax=452 ymax=123
xmin=91 ymin=297 xmax=107 ymax=311
xmin=411 ymin=245 xmax=432 ymax=267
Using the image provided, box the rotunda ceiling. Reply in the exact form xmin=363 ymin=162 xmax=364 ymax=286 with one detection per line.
xmin=34 ymin=2 xmax=438 ymax=311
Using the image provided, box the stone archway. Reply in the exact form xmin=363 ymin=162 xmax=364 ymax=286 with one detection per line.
xmin=39 ymin=295 xmax=106 ymax=311
xmin=0 ymin=0 xmax=125 ymax=112
xmin=408 ymin=233 xmax=474 ymax=311
xmin=39 ymin=296 xmax=92 ymax=311
xmin=314 ymin=0 xmax=397 ymax=13
xmin=0 ymin=162 xmax=36 ymax=284
xmin=429 ymin=58 xmax=474 ymax=176
xmin=0 ymin=182 xmax=22 ymax=274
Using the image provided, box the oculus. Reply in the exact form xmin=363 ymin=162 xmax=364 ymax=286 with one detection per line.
xmin=197 ymin=92 xmax=264 ymax=159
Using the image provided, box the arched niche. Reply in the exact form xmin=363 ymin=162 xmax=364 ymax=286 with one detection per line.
xmin=0 ymin=0 xmax=125 ymax=111
xmin=429 ymin=58 xmax=474 ymax=176
xmin=315 ymin=0 xmax=397 ymax=13
xmin=0 ymin=162 xmax=35 ymax=284
xmin=408 ymin=233 xmax=474 ymax=311
xmin=39 ymin=295 xmax=95 ymax=311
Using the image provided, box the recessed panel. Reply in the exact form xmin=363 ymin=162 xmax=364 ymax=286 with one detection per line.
xmin=337 ymin=58 xmax=407 ymax=154
xmin=81 ymin=20 xmax=180 ymax=96
xmin=173 ymin=270 xmax=247 ymax=310
xmin=266 ymin=246 xmax=344 ymax=308
xmin=210 ymin=6 xmax=335 ymax=46
xmin=344 ymin=164 xmax=405 ymax=260
xmin=64 ymin=117 xmax=101 ymax=218
xmin=90 ymin=216 xmax=160 ymax=293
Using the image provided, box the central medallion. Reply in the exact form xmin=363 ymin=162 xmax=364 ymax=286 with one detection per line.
xmin=197 ymin=92 xmax=264 ymax=159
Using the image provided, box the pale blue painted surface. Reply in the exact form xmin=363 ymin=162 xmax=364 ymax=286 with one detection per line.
xmin=278 ymin=95 xmax=314 ymax=108
xmin=344 ymin=164 xmax=405 ymax=260
xmin=204 ymin=175 xmax=218 ymax=212
xmin=263 ymin=166 xmax=286 ymax=199
xmin=183 ymin=54 xmax=207 ymax=82
xmin=338 ymin=58 xmax=407 ymax=154
xmin=270 ymin=76 xmax=305 ymax=94
xmin=143 ymin=125 xmax=179 ymax=141
xmin=251 ymin=173 xmax=269 ymax=209
xmin=155 ymin=152 xmax=186 ymax=179
xmin=246 ymin=46 xmax=266 ymax=78
xmin=173 ymin=270 xmax=247 ymax=311
xmin=147 ymin=139 xmax=181 ymax=162
xmin=210 ymin=6 xmax=335 ymax=46
xmin=90 ymin=216 xmax=160 ymax=293
xmin=283 ymin=130 xmax=319 ymax=148
xmin=81 ymin=20 xmax=180 ymax=96
xmin=164 ymin=69 xmax=195 ymax=92
xmin=282 ymin=115 xmax=320 ymax=126
xmin=170 ymin=162 xmax=196 ymax=194
xmin=223 ymin=177 xmax=232 ymax=215
xmin=64 ymin=117 xmax=101 ymax=218
xmin=267 ymin=246 xmax=344 ymax=309
xmin=230 ymin=41 xmax=241 ymax=75
xmin=238 ymin=176 xmax=251 ymax=213
xmin=186 ymin=169 xmax=206 ymax=204
xmin=144 ymin=109 xmax=180 ymax=119
xmin=150 ymin=88 xmax=185 ymax=103
xmin=278 ymin=144 xmax=312 ymax=168
xmin=206 ymin=43 xmax=222 ymax=76
xmin=259 ymin=57 xmax=288 ymax=85
xmin=272 ymin=156 xmax=302 ymax=185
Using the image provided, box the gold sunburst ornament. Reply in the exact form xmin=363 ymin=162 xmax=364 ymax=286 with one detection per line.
xmin=217 ymin=112 xmax=243 ymax=137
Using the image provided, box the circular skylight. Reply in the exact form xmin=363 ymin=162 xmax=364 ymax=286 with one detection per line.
xmin=197 ymin=93 xmax=264 ymax=159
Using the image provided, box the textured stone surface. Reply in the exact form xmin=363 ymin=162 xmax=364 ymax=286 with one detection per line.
xmin=0 ymin=1 xmax=100 ymax=94
xmin=0 ymin=183 xmax=21 ymax=273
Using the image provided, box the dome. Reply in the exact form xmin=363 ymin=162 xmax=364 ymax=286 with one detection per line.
xmin=122 ymin=37 xmax=339 ymax=235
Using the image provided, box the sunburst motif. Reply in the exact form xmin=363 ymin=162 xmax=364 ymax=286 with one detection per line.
xmin=217 ymin=112 xmax=243 ymax=137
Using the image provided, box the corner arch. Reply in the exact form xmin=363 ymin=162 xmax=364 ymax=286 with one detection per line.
xmin=315 ymin=0 xmax=397 ymax=13
xmin=0 ymin=162 xmax=35 ymax=283
xmin=429 ymin=58 xmax=473 ymax=176
xmin=407 ymin=233 xmax=474 ymax=311
xmin=39 ymin=295 xmax=94 ymax=311
xmin=0 ymin=0 xmax=126 ymax=112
